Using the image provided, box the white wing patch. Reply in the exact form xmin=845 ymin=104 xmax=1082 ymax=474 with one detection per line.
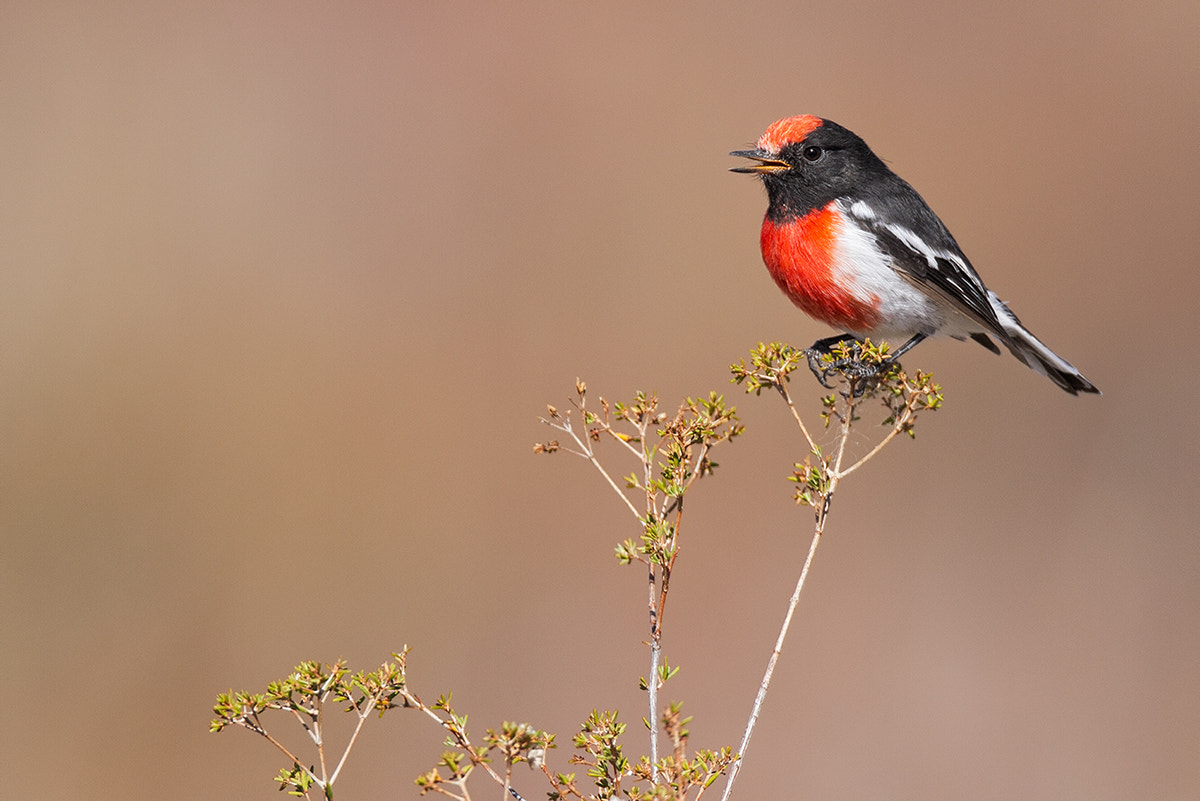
xmin=847 ymin=200 xmax=876 ymax=221
xmin=869 ymin=214 xmax=997 ymax=332
xmin=829 ymin=201 xmax=943 ymax=340
xmin=884 ymin=223 xmax=972 ymax=275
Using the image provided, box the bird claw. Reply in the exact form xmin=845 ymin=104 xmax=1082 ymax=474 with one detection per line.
xmin=802 ymin=337 xmax=894 ymax=396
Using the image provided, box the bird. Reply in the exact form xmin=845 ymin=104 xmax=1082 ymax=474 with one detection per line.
xmin=730 ymin=115 xmax=1099 ymax=395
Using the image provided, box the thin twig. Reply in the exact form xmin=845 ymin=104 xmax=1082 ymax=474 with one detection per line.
xmin=401 ymin=688 xmax=511 ymax=789
xmin=676 ymin=441 xmax=713 ymax=498
xmin=656 ymin=500 xmax=683 ymax=630
xmin=550 ymin=414 xmax=643 ymax=521
xmin=247 ymin=713 xmax=315 ymax=781
xmin=585 ymin=448 xmax=643 ymax=521
xmin=839 ymin=425 xmax=902 ymax=478
xmin=775 ymin=381 xmax=817 ymax=454
xmin=648 ymin=631 xmax=661 ymax=778
xmin=840 ymin=384 xmax=924 ymax=478
xmin=329 ymin=690 xmax=380 ymax=785
xmin=720 ymin=374 xmax=860 ymax=801
xmin=638 ymin=411 xmax=668 ymax=779
xmin=719 ymin=524 xmax=824 ymax=801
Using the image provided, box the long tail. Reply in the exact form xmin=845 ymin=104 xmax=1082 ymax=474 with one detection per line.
xmin=987 ymin=291 xmax=1100 ymax=395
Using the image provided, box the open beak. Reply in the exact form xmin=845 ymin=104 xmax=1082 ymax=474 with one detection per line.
xmin=729 ymin=149 xmax=790 ymax=174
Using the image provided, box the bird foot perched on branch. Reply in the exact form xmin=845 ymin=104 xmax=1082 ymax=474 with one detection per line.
xmin=802 ymin=332 xmax=926 ymax=395
xmin=801 ymin=336 xmax=886 ymax=393
xmin=803 ymin=336 xmax=865 ymax=388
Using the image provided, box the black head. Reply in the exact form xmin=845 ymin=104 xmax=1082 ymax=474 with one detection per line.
xmin=731 ymin=116 xmax=894 ymax=221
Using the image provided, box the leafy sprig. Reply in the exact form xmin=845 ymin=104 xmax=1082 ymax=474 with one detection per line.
xmin=212 ymin=653 xmax=414 ymax=799
xmin=538 ymin=381 xmax=742 ymax=774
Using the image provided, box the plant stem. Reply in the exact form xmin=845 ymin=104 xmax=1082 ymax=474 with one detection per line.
xmin=720 ymin=382 xmax=859 ymax=801
xmin=328 ymin=691 xmax=378 ymax=785
xmin=718 ymin=523 xmax=824 ymax=801
xmin=776 ymin=382 xmax=817 ymax=454
xmin=648 ymin=626 xmax=661 ymax=778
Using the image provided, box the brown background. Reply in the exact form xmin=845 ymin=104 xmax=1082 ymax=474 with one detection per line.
xmin=4 ymin=2 xmax=1199 ymax=799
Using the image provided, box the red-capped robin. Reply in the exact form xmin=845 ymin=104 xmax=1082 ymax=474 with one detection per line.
xmin=732 ymin=115 xmax=1099 ymax=395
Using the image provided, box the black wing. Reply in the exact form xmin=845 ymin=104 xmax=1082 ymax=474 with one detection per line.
xmin=843 ymin=186 xmax=1004 ymax=335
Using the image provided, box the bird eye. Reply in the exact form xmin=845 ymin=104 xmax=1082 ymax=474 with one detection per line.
xmin=802 ymin=145 xmax=824 ymax=162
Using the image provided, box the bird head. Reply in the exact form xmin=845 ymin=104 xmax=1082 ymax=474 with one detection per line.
xmin=729 ymin=114 xmax=825 ymax=174
xmin=730 ymin=115 xmax=890 ymax=216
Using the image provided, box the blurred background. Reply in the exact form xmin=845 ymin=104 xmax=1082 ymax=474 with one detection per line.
xmin=3 ymin=1 xmax=1198 ymax=799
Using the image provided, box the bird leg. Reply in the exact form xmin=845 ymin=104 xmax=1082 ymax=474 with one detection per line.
xmin=802 ymin=333 xmax=927 ymax=390
xmin=886 ymin=332 xmax=926 ymax=361
xmin=803 ymin=335 xmax=867 ymax=388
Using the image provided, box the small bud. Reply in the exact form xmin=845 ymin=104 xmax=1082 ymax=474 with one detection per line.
xmin=547 ymin=404 xmax=559 ymax=418
xmin=575 ymin=378 xmax=587 ymax=395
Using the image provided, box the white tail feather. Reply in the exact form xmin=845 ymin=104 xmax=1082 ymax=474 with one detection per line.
xmin=988 ymin=291 xmax=1099 ymax=395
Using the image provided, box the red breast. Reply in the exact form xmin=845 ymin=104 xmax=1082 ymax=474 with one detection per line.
xmin=760 ymin=203 xmax=881 ymax=332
